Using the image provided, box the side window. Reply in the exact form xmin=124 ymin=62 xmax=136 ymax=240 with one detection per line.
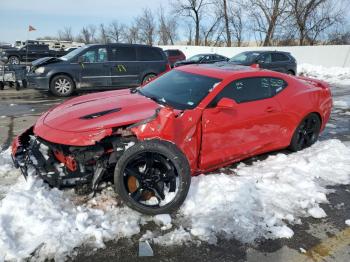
xmin=211 ymin=77 xmax=286 ymax=106
xmin=138 ymin=47 xmax=163 ymax=61
xmin=202 ymin=55 xmax=211 ymax=62
xmin=272 ymin=53 xmax=289 ymax=62
xmin=81 ymin=49 xmax=96 ymax=63
xmin=270 ymin=78 xmax=287 ymax=94
xmin=111 ymin=47 xmax=136 ymax=61
xmin=97 ymin=48 xmax=108 ymax=62
xmin=259 ymin=53 xmax=272 ymax=63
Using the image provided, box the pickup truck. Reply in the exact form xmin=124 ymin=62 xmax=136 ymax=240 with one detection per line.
xmin=0 ymin=44 xmax=68 ymax=64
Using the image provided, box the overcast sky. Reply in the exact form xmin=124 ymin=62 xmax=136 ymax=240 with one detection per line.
xmin=0 ymin=0 xmax=167 ymax=43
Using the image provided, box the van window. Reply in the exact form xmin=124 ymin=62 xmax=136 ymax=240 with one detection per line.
xmin=111 ymin=46 xmax=136 ymax=61
xmin=138 ymin=47 xmax=163 ymax=61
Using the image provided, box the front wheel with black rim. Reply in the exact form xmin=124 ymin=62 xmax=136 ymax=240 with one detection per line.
xmin=289 ymin=113 xmax=321 ymax=152
xmin=114 ymin=140 xmax=191 ymax=215
xmin=50 ymin=75 xmax=75 ymax=97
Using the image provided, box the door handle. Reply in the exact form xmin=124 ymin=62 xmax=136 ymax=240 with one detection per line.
xmin=265 ymin=106 xmax=277 ymax=113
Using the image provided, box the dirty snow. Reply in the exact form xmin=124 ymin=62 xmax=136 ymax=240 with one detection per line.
xmin=346 ymin=220 xmax=350 ymax=226
xmin=0 ymin=139 xmax=349 ymax=260
xmin=298 ymin=63 xmax=350 ymax=86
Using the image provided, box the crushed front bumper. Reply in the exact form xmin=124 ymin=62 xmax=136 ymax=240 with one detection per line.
xmin=11 ymin=127 xmax=104 ymax=189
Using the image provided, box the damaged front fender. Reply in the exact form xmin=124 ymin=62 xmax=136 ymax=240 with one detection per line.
xmin=131 ymin=107 xmax=202 ymax=173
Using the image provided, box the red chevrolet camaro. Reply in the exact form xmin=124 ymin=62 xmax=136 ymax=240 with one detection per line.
xmin=11 ymin=64 xmax=332 ymax=214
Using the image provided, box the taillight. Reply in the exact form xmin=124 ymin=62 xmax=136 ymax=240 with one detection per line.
xmin=165 ymin=63 xmax=171 ymax=71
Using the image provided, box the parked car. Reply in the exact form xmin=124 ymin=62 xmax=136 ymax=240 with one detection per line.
xmin=174 ymin=53 xmax=228 ymax=67
xmin=27 ymin=43 xmax=171 ymax=97
xmin=12 ymin=63 xmax=332 ymax=215
xmin=0 ymin=44 xmax=68 ymax=65
xmin=229 ymin=51 xmax=297 ymax=75
xmin=164 ymin=49 xmax=186 ymax=67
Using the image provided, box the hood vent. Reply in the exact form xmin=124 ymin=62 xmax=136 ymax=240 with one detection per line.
xmin=80 ymin=108 xmax=121 ymax=120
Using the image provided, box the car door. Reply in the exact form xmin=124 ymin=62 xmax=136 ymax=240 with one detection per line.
xmin=109 ymin=45 xmax=139 ymax=88
xmin=257 ymin=53 xmax=273 ymax=70
xmin=78 ymin=46 xmax=111 ymax=88
xmin=199 ymin=77 xmax=285 ymax=170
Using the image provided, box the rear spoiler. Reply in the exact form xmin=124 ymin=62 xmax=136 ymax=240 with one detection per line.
xmin=296 ymin=76 xmax=330 ymax=90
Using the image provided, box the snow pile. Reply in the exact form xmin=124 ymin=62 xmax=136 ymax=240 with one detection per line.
xmin=298 ymin=64 xmax=350 ymax=86
xmin=0 ymin=177 xmax=141 ymax=261
xmin=346 ymin=220 xmax=350 ymax=226
xmin=0 ymin=139 xmax=349 ymax=260
xmin=333 ymin=100 xmax=350 ymax=110
xmin=164 ymin=139 xmax=350 ymax=245
xmin=0 ymin=147 xmax=20 ymax=197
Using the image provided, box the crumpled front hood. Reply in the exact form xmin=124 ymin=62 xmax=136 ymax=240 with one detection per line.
xmin=42 ymin=89 xmax=159 ymax=133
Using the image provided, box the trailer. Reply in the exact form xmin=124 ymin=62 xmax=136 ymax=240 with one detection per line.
xmin=0 ymin=64 xmax=27 ymax=90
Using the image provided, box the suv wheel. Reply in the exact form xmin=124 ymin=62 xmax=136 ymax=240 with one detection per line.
xmin=142 ymin=74 xmax=157 ymax=85
xmin=50 ymin=75 xmax=75 ymax=97
xmin=8 ymin=56 xmax=20 ymax=65
xmin=114 ymin=140 xmax=191 ymax=215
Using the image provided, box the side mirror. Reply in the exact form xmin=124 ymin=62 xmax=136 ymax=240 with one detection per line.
xmin=217 ymin=98 xmax=237 ymax=109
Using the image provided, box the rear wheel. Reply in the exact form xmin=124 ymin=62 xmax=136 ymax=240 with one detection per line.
xmin=0 ymin=82 xmax=4 ymax=90
xmin=50 ymin=75 xmax=75 ymax=97
xmin=142 ymin=73 xmax=157 ymax=85
xmin=114 ymin=140 xmax=191 ymax=215
xmin=289 ymin=113 xmax=321 ymax=152
xmin=287 ymin=70 xmax=295 ymax=75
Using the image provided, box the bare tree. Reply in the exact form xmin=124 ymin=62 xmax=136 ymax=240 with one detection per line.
xmin=222 ymin=0 xmax=231 ymax=46
xmin=248 ymin=0 xmax=288 ymax=46
xmin=173 ymin=0 xmax=211 ymax=45
xmin=201 ymin=12 xmax=223 ymax=46
xmin=289 ymin=0 xmax=344 ymax=45
xmin=58 ymin=27 xmax=73 ymax=41
xmin=136 ymin=8 xmax=156 ymax=45
xmin=124 ymin=23 xmax=140 ymax=44
xmin=108 ymin=21 xmax=126 ymax=43
xmin=99 ymin=24 xmax=110 ymax=44
xmin=158 ymin=6 xmax=178 ymax=45
xmin=78 ymin=25 xmax=97 ymax=44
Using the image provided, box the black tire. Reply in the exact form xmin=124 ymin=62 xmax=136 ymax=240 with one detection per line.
xmin=8 ymin=56 xmax=20 ymax=65
xmin=142 ymin=73 xmax=157 ymax=85
xmin=289 ymin=113 xmax=321 ymax=152
xmin=287 ymin=70 xmax=295 ymax=75
xmin=0 ymin=82 xmax=4 ymax=90
xmin=114 ymin=139 xmax=191 ymax=215
xmin=49 ymin=75 xmax=75 ymax=97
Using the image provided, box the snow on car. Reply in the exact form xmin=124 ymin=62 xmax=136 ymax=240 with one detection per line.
xmin=11 ymin=63 xmax=332 ymax=215
xmin=1 ymin=139 xmax=350 ymax=261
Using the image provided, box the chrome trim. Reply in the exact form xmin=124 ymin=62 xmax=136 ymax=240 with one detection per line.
xmin=82 ymin=75 xmax=138 ymax=79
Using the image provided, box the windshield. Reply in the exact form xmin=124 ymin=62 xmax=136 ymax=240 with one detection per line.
xmin=138 ymin=70 xmax=221 ymax=110
xmin=188 ymin=54 xmax=205 ymax=62
xmin=60 ymin=46 xmax=88 ymax=61
xmin=229 ymin=52 xmax=261 ymax=63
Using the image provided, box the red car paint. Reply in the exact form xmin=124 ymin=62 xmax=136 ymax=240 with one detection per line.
xmin=164 ymin=49 xmax=186 ymax=67
xmin=13 ymin=65 xmax=332 ymax=175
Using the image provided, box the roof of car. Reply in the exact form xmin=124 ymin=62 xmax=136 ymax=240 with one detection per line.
xmin=175 ymin=63 xmax=259 ymax=79
xmin=241 ymin=50 xmax=291 ymax=54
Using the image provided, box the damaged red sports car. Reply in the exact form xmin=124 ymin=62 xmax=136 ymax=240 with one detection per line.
xmin=11 ymin=64 xmax=332 ymax=214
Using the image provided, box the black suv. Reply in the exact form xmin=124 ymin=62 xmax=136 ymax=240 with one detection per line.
xmin=27 ymin=44 xmax=170 ymax=96
xmin=229 ymin=51 xmax=297 ymax=75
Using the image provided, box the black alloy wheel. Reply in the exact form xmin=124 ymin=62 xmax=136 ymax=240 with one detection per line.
xmin=114 ymin=140 xmax=191 ymax=215
xmin=289 ymin=113 xmax=321 ymax=152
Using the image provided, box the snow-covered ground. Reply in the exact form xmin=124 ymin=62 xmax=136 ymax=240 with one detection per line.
xmin=298 ymin=63 xmax=350 ymax=87
xmin=0 ymin=139 xmax=349 ymax=261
